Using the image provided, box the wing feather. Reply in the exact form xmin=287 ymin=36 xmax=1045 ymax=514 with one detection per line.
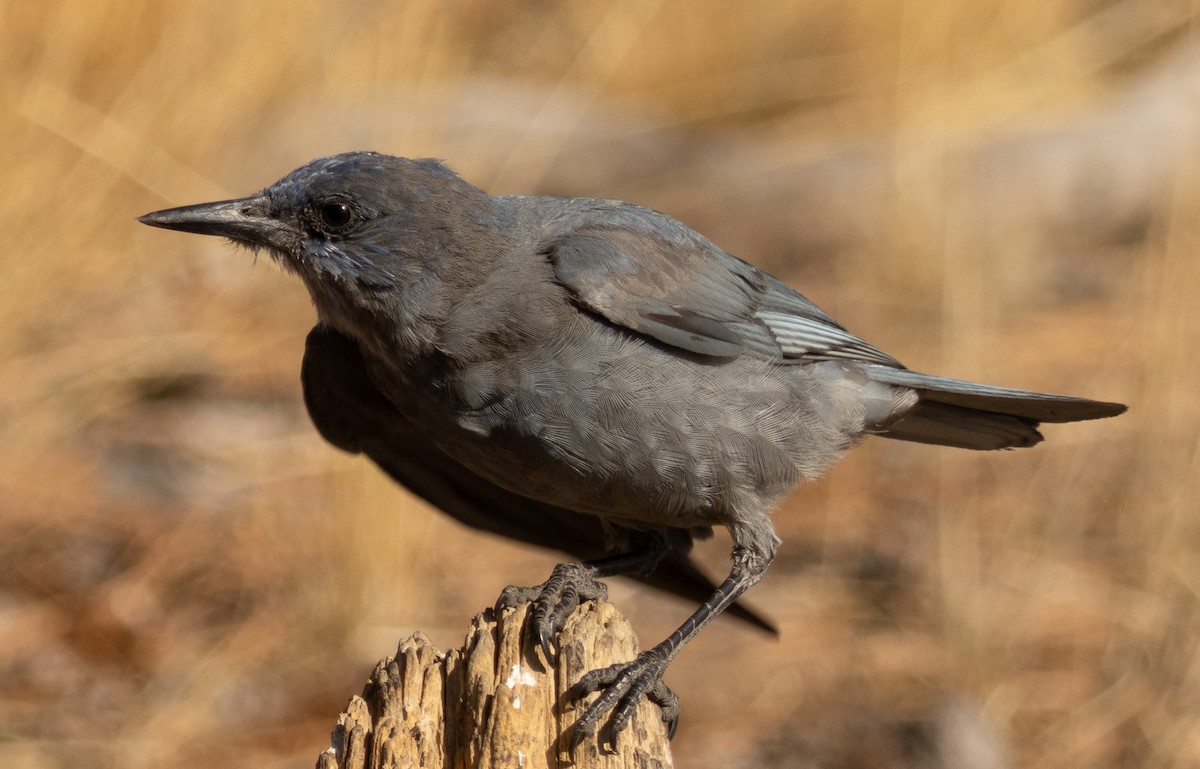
xmin=545 ymin=201 xmax=899 ymax=366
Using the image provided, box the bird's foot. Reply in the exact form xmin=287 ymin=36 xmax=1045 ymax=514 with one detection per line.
xmin=496 ymin=562 xmax=608 ymax=662
xmin=567 ymin=649 xmax=679 ymax=756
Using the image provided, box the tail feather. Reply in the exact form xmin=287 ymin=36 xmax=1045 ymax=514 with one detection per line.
xmin=866 ymin=365 xmax=1126 ymax=451
xmin=882 ymin=401 xmax=1043 ymax=450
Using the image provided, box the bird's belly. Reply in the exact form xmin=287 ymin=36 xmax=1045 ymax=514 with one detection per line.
xmin=373 ymin=339 xmax=870 ymax=528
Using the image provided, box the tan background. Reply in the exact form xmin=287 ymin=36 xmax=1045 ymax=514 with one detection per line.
xmin=1 ymin=2 xmax=1194 ymax=767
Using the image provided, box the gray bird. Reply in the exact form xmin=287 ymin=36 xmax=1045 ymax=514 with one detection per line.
xmin=139 ymin=151 xmax=1125 ymax=751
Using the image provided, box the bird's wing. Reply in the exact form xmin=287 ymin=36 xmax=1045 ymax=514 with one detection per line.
xmin=300 ymin=323 xmax=775 ymax=632
xmin=545 ymin=201 xmax=900 ymax=366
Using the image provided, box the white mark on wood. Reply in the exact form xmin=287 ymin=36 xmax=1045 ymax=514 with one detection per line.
xmin=506 ymin=662 xmax=538 ymax=710
xmin=507 ymin=663 xmax=538 ymax=689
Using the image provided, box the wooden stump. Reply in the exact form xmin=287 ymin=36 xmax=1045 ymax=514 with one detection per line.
xmin=316 ymin=601 xmax=673 ymax=769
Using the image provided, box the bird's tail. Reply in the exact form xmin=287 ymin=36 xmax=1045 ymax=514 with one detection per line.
xmin=865 ymin=366 xmax=1126 ymax=451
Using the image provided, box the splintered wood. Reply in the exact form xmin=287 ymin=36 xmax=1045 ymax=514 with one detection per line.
xmin=316 ymin=601 xmax=672 ymax=769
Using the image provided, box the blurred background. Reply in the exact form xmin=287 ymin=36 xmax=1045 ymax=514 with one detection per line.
xmin=0 ymin=2 xmax=1194 ymax=767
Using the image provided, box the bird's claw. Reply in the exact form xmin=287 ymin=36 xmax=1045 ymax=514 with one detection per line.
xmin=567 ymin=650 xmax=679 ymax=757
xmin=495 ymin=562 xmax=608 ymax=664
xmin=497 ymin=564 xmax=679 ymax=755
xmin=536 ymin=623 xmax=556 ymax=663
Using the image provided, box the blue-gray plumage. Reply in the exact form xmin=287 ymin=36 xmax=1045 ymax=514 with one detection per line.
xmin=139 ymin=151 xmax=1125 ymax=752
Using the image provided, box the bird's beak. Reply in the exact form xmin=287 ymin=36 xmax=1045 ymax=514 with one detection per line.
xmin=138 ymin=195 xmax=291 ymax=250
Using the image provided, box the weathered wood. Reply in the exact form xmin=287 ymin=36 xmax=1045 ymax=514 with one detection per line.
xmin=317 ymin=601 xmax=673 ymax=769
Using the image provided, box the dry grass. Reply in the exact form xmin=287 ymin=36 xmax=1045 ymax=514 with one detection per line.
xmin=1 ymin=2 xmax=1195 ymax=767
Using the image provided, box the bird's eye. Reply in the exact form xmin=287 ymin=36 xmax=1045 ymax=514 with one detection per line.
xmin=314 ymin=201 xmax=355 ymax=232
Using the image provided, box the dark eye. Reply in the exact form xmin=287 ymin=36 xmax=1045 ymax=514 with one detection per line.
xmin=315 ymin=201 xmax=354 ymax=232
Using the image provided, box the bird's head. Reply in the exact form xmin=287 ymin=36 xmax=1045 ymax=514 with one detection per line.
xmin=140 ymin=152 xmax=501 ymax=348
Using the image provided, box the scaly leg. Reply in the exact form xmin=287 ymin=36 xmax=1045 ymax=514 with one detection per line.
xmin=569 ymin=535 xmax=777 ymax=755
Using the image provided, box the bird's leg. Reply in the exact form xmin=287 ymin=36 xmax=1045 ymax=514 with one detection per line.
xmin=568 ymin=533 xmax=777 ymax=755
xmin=496 ymin=531 xmax=670 ymax=662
